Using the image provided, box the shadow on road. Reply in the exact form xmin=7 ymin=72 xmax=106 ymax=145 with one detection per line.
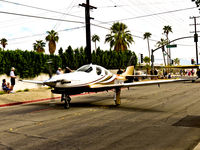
xmin=173 ymin=115 xmax=200 ymax=128
xmin=26 ymin=100 xmax=164 ymax=113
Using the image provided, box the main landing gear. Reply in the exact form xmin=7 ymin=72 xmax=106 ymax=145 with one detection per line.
xmin=61 ymin=93 xmax=71 ymax=109
xmin=114 ymin=87 xmax=121 ymax=106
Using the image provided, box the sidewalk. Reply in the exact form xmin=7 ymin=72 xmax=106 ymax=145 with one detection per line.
xmin=0 ymin=87 xmax=60 ymax=107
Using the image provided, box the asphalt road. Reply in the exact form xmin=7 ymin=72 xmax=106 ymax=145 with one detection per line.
xmin=1 ymin=82 xmax=200 ymax=150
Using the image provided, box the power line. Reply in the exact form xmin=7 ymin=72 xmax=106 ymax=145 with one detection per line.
xmin=0 ymin=10 xmax=148 ymax=42
xmin=0 ymin=7 xmax=189 ymax=45
xmin=8 ymin=22 xmax=157 ymax=45
xmin=0 ymin=11 xmax=85 ymax=24
xmin=8 ymin=26 xmax=86 ymax=41
xmin=0 ymin=0 xmax=107 ymax=25
xmin=101 ymin=6 xmax=197 ymax=24
xmin=0 ymin=0 xmax=85 ymax=19
xmin=98 ymin=5 xmax=127 ymax=8
xmin=53 ymin=0 xmax=77 ymax=30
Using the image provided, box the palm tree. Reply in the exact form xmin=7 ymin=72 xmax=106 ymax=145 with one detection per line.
xmin=174 ymin=58 xmax=180 ymax=66
xmin=105 ymin=22 xmax=134 ymax=51
xmin=0 ymin=38 xmax=7 ymax=50
xmin=143 ymin=56 xmax=151 ymax=74
xmin=33 ymin=40 xmax=46 ymax=53
xmin=45 ymin=30 xmax=59 ymax=55
xmin=191 ymin=0 xmax=200 ymax=7
xmin=92 ymin=34 xmax=100 ymax=51
xmin=157 ymin=38 xmax=168 ymax=66
xmin=163 ymin=25 xmax=172 ymax=65
xmin=143 ymin=32 xmax=152 ymax=59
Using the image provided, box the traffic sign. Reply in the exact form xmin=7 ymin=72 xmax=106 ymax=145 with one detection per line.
xmin=166 ymin=44 xmax=177 ymax=48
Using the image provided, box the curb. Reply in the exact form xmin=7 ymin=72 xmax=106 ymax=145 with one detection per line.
xmin=0 ymin=92 xmax=95 ymax=108
xmin=0 ymin=96 xmax=60 ymax=107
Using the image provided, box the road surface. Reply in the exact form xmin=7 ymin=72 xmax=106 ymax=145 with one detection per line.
xmin=1 ymin=81 xmax=200 ymax=150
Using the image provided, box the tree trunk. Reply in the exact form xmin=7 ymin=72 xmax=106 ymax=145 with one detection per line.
xmin=162 ymin=46 xmax=166 ymax=66
xmin=166 ymin=34 xmax=169 ymax=65
xmin=49 ymin=40 xmax=56 ymax=54
xmin=147 ymin=39 xmax=151 ymax=63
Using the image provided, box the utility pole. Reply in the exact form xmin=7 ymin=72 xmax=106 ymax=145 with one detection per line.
xmin=79 ymin=0 xmax=97 ymax=64
xmin=151 ymin=49 xmax=154 ymax=73
xmin=190 ymin=16 xmax=199 ymax=64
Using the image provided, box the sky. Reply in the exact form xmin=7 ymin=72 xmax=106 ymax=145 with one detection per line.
xmin=0 ymin=0 xmax=199 ymax=65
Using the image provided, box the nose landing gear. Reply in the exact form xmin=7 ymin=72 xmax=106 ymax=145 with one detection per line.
xmin=61 ymin=93 xmax=71 ymax=109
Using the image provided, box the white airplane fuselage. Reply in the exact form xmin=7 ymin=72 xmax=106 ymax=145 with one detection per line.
xmin=44 ymin=64 xmax=117 ymax=93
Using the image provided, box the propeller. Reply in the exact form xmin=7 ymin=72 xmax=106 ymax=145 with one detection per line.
xmin=46 ymin=59 xmax=55 ymax=106
xmin=46 ymin=59 xmax=53 ymax=79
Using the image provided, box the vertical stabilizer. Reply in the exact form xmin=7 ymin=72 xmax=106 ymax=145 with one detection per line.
xmin=122 ymin=66 xmax=134 ymax=76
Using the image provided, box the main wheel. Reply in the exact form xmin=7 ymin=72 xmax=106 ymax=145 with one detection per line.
xmin=64 ymin=99 xmax=70 ymax=109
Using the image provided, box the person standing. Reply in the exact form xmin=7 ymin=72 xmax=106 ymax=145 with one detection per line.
xmin=10 ymin=67 xmax=16 ymax=92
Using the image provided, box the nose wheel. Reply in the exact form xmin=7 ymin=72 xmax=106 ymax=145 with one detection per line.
xmin=61 ymin=93 xmax=71 ymax=109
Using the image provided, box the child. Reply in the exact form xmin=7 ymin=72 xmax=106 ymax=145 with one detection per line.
xmin=7 ymin=82 xmax=10 ymax=89
xmin=2 ymin=79 xmax=11 ymax=93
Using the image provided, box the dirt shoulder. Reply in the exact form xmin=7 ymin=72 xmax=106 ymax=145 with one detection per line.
xmin=0 ymin=87 xmax=60 ymax=105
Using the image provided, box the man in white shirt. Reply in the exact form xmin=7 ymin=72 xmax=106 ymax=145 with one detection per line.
xmin=10 ymin=67 xmax=16 ymax=92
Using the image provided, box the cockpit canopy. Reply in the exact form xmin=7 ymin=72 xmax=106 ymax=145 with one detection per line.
xmin=76 ymin=65 xmax=93 ymax=73
xmin=76 ymin=64 xmax=110 ymax=76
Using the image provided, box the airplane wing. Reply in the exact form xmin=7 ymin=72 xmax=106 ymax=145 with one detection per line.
xmin=126 ymin=75 xmax=158 ymax=78
xmin=122 ymin=79 xmax=186 ymax=87
xmin=19 ymin=79 xmax=44 ymax=85
xmin=160 ymin=65 xmax=200 ymax=69
xmin=90 ymin=79 xmax=187 ymax=89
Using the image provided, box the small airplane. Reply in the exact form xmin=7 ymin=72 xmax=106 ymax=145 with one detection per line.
xmin=21 ymin=64 xmax=187 ymax=109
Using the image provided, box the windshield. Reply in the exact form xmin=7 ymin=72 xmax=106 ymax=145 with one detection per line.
xmin=77 ymin=65 xmax=93 ymax=73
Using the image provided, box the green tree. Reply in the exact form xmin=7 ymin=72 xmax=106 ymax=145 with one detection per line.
xmin=33 ymin=40 xmax=46 ymax=53
xmin=192 ymin=0 xmax=200 ymax=7
xmin=0 ymin=38 xmax=7 ymax=50
xmin=143 ymin=56 xmax=151 ymax=64
xmin=92 ymin=34 xmax=100 ymax=51
xmin=105 ymin=22 xmax=134 ymax=51
xmin=45 ymin=30 xmax=59 ymax=55
xmin=157 ymin=38 xmax=168 ymax=66
xmin=143 ymin=56 xmax=151 ymax=74
xmin=65 ymin=46 xmax=74 ymax=69
xmin=163 ymin=25 xmax=172 ymax=65
xmin=174 ymin=58 xmax=180 ymax=65
xmin=143 ymin=32 xmax=152 ymax=59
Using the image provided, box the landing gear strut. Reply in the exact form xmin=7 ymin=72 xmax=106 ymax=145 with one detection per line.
xmin=114 ymin=87 xmax=121 ymax=106
xmin=61 ymin=93 xmax=71 ymax=109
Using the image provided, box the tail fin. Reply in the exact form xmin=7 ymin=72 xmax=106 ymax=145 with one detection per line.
xmin=122 ymin=66 xmax=134 ymax=76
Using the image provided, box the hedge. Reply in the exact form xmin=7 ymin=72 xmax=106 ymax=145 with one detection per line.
xmin=0 ymin=47 xmax=137 ymax=78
